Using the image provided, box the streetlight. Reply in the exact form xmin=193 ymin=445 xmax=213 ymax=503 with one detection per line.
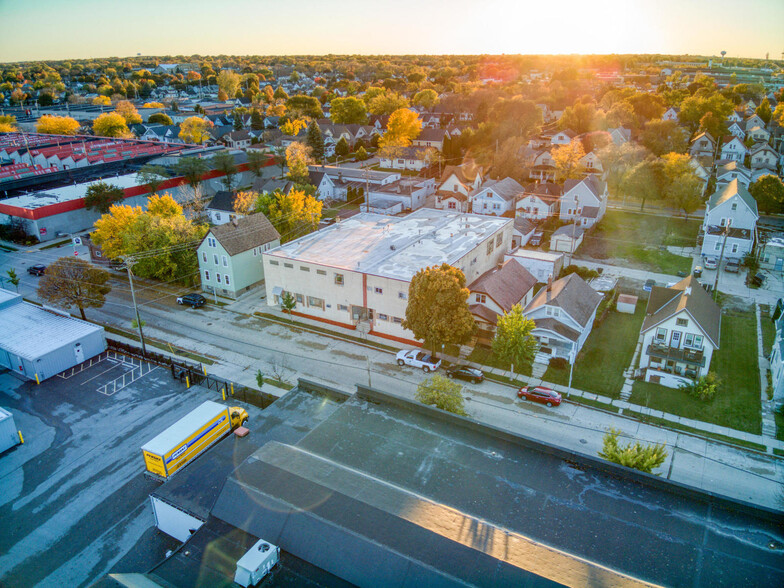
xmin=123 ymin=255 xmax=148 ymax=355
xmin=567 ymin=345 xmax=576 ymax=398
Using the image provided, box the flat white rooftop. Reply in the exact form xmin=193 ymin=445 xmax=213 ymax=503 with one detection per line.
xmin=267 ymin=209 xmax=511 ymax=281
xmin=1 ymin=173 xmax=141 ymax=210
xmin=508 ymin=249 xmax=563 ymax=262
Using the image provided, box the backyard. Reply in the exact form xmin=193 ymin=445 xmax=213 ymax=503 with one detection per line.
xmin=629 ymin=311 xmax=761 ymax=434
xmin=543 ymin=303 xmax=646 ymax=398
xmin=579 ymin=210 xmax=700 ymax=275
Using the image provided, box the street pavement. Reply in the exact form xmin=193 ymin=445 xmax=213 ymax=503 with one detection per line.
xmin=2 ymin=237 xmax=783 ymax=511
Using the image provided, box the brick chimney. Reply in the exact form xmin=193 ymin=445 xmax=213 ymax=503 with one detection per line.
xmin=546 ymin=275 xmax=552 ymax=302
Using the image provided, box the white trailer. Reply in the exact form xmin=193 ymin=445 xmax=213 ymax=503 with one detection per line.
xmin=0 ymin=407 xmax=20 ymax=454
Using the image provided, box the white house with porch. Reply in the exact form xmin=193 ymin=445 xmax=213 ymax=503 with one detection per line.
xmin=700 ymin=180 xmax=758 ymax=261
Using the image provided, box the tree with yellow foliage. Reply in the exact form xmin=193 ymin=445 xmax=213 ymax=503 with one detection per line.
xmin=285 ymin=142 xmax=314 ymax=185
xmin=552 ymin=141 xmax=586 ymax=180
xmin=115 ymin=100 xmax=142 ymax=125
xmin=36 ymin=115 xmax=80 ymax=135
xmin=92 ymin=96 xmax=111 ymax=106
xmin=280 ymin=118 xmax=308 ymax=136
xmin=142 ymin=102 xmax=164 ymax=108
xmin=380 ymin=108 xmax=421 ymax=149
xmin=0 ymin=115 xmax=17 ymax=133
xmin=266 ymin=188 xmax=322 ymax=243
xmin=92 ymin=194 xmax=207 ymax=281
xmin=179 ymin=116 xmax=213 ymax=144
xmin=232 ymin=191 xmax=257 ymax=216
xmin=93 ymin=112 xmax=131 ymax=138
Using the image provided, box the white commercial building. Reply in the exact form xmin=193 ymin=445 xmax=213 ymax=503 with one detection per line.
xmin=262 ymin=209 xmax=512 ymax=344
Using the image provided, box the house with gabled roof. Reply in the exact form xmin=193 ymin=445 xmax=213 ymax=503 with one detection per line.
xmin=639 ymin=276 xmax=720 ymax=388
xmin=744 ymin=114 xmax=766 ymax=132
xmin=700 ymin=179 xmax=758 ymax=261
xmin=197 ymin=213 xmax=280 ymax=300
xmin=307 ymin=170 xmax=335 ymax=200
xmin=550 ymin=129 xmax=577 ymax=145
xmin=468 ymin=260 xmax=537 ymax=345
xmin=662 ymin=107 xmax=679 ymax=122
xmin=436 ymin=164 xmax=483 ymax=197
xmin=689 ymin=132 xmax=716 ymax=159
xmin=523 ymin=273 xmax=603 ymax=360
xmin=579 ymin=150 xmax=603 ymax=174
xmin=559 ymin=175 xmax=607 ymax=228
xmin=727 ymin=111 xmax=743 ymax=124
xmin=749 ymin=142 xmax=779 ymax=171
xmin=748 ymin=126 xmax=771 ymax=144
xmin=469 ymin=177 xmax=524 ymax=216
xmin=206 ymin=191 xmax=241 ymax=225
xmin=608 ymin=127 xmax=631 ymax=145
xmin=516 ymin=182 xmax=563 ymax=221
xmin=727 ymin=122 xmax=746 ymax=140
xmin=412 ymin=128 xmax=449 ymax=152
xmin=719 ymin=136 xmax=747 ymax=162
xmin=715 ymin=160 xmax=751 ymax=189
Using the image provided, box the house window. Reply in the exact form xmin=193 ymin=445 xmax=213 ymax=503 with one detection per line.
xmin=338 ymin=304 xmax=348 ymax=311
xmin=216 ymin=213 xmax=222 ymax=221
xmin=714 ymin=242 xmax=721 ymax=251
xmin=546 ymin=307 xmax=560 ymax=317
xmin=476 ymin=294 xmax=486 ymax=303
xmin=335 ymin=273 xmax=344 ymax=285
xmin=222 ymin=255 xmax=228 ymax=267
xmin=486 ymin=241 xmax=494 ymax=255
xmin=374 ymin=287 xmax=383 ymax=294
xmin=205 ymin=270 xmax=210 ymax=281
xmin=676 ymin=318 xmax=688 ymax=327
xmin=655 ymin=328 xmax=667 ymax=342
xmin=300 ymin=265 xmax=310 ymax=272
xmin=378 ymin=314 xmax=389 ymax=321
xmin=216 ymin=273 xmax=222 ymax=283
xmin=208 ymin=238 xmax=216 ymax=248
xmin=308 ymin=296 xmax=324 ymax=309
xmin=398 ymin=291 xmax=407 ymax=300
xmin=448 ymin=201 xmax=456 ymax=210
xmin=213 ymin=254 xmax=219 ymax=265
xmin=202 ymin=252 xmax=207 ymax=262
xmin=296 ymin=293 xmax=304 ymax=304
xmin=269 ymin=260 xmax=279 ymax=266
xmin=316 ymin=269 xmax=326 ymax=275
xmin=225 ymin=274 xmax=230 ymax=285
xmin=392 ymin=317 xmax=403 ymax=324
xmin=684 ymin=334 xmax=703 ymax=349
xmin=253 ymin=249 xmax=257 ymax=256
xmin=731 ymin=243 xmax=738 ymax=254
xmin=496 ymin=234 xmax=503 ymax=247
xmin=731 ymin=202 xmax=737 ymax=211
xmin=284 ymin=263 xmax=293 ymax=268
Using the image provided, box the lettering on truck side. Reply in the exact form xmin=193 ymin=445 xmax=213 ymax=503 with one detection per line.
xmin=143 ymin=451 xmax=167 ymax=477
xmin=164 ymin=414 xmax=229 ymax=475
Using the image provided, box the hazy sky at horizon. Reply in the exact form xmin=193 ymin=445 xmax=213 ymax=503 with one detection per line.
xmin=1 ymin=0 xmax=782 ymax=63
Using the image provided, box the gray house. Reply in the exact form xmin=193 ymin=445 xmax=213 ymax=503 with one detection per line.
xmin=198 ymin=213 xmax=281 ymax=299
xmin=0 ymin=289 xmax=107 ymax=381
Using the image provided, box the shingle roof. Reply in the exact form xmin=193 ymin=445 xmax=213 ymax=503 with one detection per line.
xmin=415 ymin=128 xmax=447 ymax=142
xmin=254 ymin=178 xmax=294 ymax=194
xmin=439 ymin=164 xmax=482 ymax=185
xmin=532 ymin=317 xmax=582 ymax=342
xmin=707 ymin=179 xmax=758 ymax=217
xmin=473 ymin=177 xmax=524 ymax=202
xmin=523 ymin=182 xmax=563 ymax=197
xmin=207 ymin=212 xmax=280 ymax=256
xmin=206 ymin=190 xmax=235 ymax=212
xmin=514 ymin=217 xmax=536 ymax=235
xmin=524 ymin=273 xmax=602 ymax=328
xmin=552 ymin=224 xmax=585 ymax=239
xmin=469 ymin=260 xmax=537 ymax=313
xmin=641 ymin=275 xmax=720 ymax=348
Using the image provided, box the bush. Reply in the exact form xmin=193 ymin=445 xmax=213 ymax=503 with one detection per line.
xmin=598 ymin=427 xmax=668 ymax=474
xmin=679 ymin=372 xmax=720 ymax=401
xmin=560 ymin=264 xmax=600 ymax=281
xmin=415 ymin=374 xmax=467 ymax=416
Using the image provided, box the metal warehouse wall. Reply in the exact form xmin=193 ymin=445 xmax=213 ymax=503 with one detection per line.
xmin=2 ymin=329 xmax=107 ymax=381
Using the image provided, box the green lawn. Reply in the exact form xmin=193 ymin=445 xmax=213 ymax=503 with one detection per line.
xmin=629 ymin=313 xmax=761 ymax=434
xmin=759 ymin=305 xmax=776 ymax=355
xmin=580 ymin=210 xmax=700 ymax=274
xmin=543 ymin=304 xmax=646 ymax=398
xmin=467 ymin=346 xmax=533 ymax=376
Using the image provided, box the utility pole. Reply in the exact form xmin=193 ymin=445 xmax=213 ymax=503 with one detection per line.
xmin=712 ymin=224 xmax=730 ymax=301
xmin=124 ymin=256 xmax=148 ymax=355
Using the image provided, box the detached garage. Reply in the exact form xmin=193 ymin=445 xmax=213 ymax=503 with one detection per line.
xmin=0 ymin=289 xmax=106 ymax=381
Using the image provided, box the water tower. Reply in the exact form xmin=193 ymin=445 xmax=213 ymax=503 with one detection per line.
xmin=720 ymin=50 xmax=726 ymax=64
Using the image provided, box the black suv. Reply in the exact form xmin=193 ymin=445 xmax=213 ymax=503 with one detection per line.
xmin=445 ymin=365 xmax=484 ymax=384
xmin=27 ymin=264 xmax=46 ymax=276
xmin=177 ymin=293 xmax=206 ymax=308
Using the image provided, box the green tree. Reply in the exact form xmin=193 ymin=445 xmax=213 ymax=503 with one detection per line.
xmin=749 ymin=174 xmax=784 ymax=214
xmin=246 ymin=149 xmax=268 ymax=179
xmin=210 ymin=151 xmax=238 ymax=191
xmin=84 ymin=182 xmax=125 ymax=213
xmin=368 ymin=91 xmax=409 ymax=115
xmin=233 ymin=111 xmax=243 ymax=131
xmin=412 ymin=89 xmax=439 ymax=109
xmin=661 ymin=153 xmax=703 ymax=221
xmin=217 ymin=69 xmax=241 ymax=98
xmin=403 ymin=264 xmax=476 ymax=353
xmin=640 ymin=120 xmax=688 ymax=156
xmin=335 ymin=136 xmax=350 ymax=158
xmin=267 ymin=188 xmax=323 ymax=242
xmin=598 ymin=428 xmax=667 ymax=474
xmin=415 ymin=375 xmax=467 ymax=416
xmin=679 ymin=372 xmax=720 ymax=401
xmin=272 ymin=145 xmax=287 ymax=177
xmin=6 ymin=268 xmax=20 ymax=292
xmin=306 ymin=121 xmax=325 ymax=161
xmin=250 ymin=108 xmax=264 ymax=130
xmin=280 ymin=291 xmax=296 ymax=320
xmin=285 ymin=95 xmax=323 ymax=119
xmin=559 ymin=101 xmax=597 ymax=134
xmin=148 ymin=112 xmax=173 ymax=125
xmin=698 ymin=111 xmax=727 ymax=141
xmin=273 ymin=85 xmax=288 ymax=101
xmin=174 ymin=157 xmax=209 ymax=191
xmin=136 ymin=164 xmax=169 ymax=195
xmin=330 ymin=96 xmax=368 ymax=124
xmin=37 ymin=257 xmax=111 ymax=320
xmin=621 ymin=158 xmax=664 ymax=211
xmin=755 ymin=98 xmax=772 ymax=125
xmin=491 ymin=305 xmax=538 ymax=372
xmin=355 ymin=146 xmax=369 ymax=161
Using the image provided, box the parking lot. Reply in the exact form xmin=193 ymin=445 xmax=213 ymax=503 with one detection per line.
xmin=0 ymin=355 xmax=262 ymax=588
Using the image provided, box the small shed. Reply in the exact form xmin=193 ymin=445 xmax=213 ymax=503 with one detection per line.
xmin=617 ymin=294 xmax=638 ymax=314
xmin=0 ymin=289 xmax=106 ymax=381
xmin=550 ymin=224 xmax=585 ymax=254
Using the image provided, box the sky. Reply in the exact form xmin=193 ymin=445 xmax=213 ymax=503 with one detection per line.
xmin=1 ymin=0 xmax=783 ymax=63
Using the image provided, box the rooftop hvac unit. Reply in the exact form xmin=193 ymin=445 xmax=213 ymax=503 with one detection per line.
xmin=234 ymin=539 xmax=280 ymax=587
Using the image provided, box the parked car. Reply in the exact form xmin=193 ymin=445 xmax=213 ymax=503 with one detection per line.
xmin=703 ymin=256 xmax=718 ymax=270
xmin=749 ymin=272 xmax=767 ymax=287
xmin=27 ymin=264 xmax=46 ymax=276
xmin=445 ymin=365 xmax=484 ymax=384
xmin=643 ymin=279 xmax=656 ymax=292
xmin=176 ymin=293 xmax=206 ymax=308
xmin=396 ymin=349 xmax=441 ymax=373
xmin=725 ymin=260 xmax=740 ymax=273
xmin=517 ymin=385 xmax=562 ymax=407
xmin=529 ymin=231 xmax=544 ymax=247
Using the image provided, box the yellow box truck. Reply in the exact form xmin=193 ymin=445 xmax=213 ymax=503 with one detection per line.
xmin=141 ymin=400 xmax=248 ymax=480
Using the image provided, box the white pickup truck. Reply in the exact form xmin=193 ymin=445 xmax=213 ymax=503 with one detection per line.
xmin=396 ymin=350 xmax=441 ymax=373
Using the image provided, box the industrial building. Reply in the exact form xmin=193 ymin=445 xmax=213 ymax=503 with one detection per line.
xmin=262 ymin=208 xmax=513 ymax=345
xmin=0 ymin=289 xmax=106 ymax=381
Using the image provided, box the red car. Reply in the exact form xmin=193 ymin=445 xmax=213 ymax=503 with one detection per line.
xmin=517 ymin=385 xmax=561 ymax=407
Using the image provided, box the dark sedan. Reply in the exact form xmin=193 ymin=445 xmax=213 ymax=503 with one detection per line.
xmin=445 ymin=365 xmax=484 ymax=384
xmin=27 ymin=264 xmax=46 ymax=276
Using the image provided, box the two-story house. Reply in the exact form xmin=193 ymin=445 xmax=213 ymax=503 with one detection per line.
xmin=715 ymin=160 xmax=751 ymax=189
xmin=700 ymin=179 xmax=759 ymax=261
xmin=550 ymin=129 xmax=577 ymax=145
xmin=469 ymin=177 xmax=524 ymax=216
xmin=522 ymin=274 xmax=603 ymax=361
xmin=412 ymin=128 xmax=449 ymax=152
xmin=749 ymin=143 xmax=779 ymax=171
xmin=638 ymin=276 xmax=721 ymax=388
xmin=744 ymin=114 xmax=766 ymax=132
xmin=559 ymin=175 xmax=607 ymax=228
xmin=727 ymin=122 xmax=746 ymax=140
xmin=435 ymin=165 xmax=483 ymax=212
xmin=529 ymin=149 xmax=556 ymax=182
xmin=206 ymin=191 xmax=241 ymax=225
xmin=689 ymin=132 xmax=716 ymax=159
xmin=747 ymin=126 xmax=771 ymax=144
xmin=307 ymin=169 xmax=335 ymax=200
xmin=579 ymin=150 xmax=603 ymax=174
xmin=719 ymin=136 xmax=748 ymax=162
xmin=516 ymin=183 xmax=563 ymax=221
xmin=662 ymin=107 xmax=679 ymax=122
xmin=198 ymin=213 xmax=281 ymax=299
xmin=468 ymin=260 xmax=537 ymax=346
